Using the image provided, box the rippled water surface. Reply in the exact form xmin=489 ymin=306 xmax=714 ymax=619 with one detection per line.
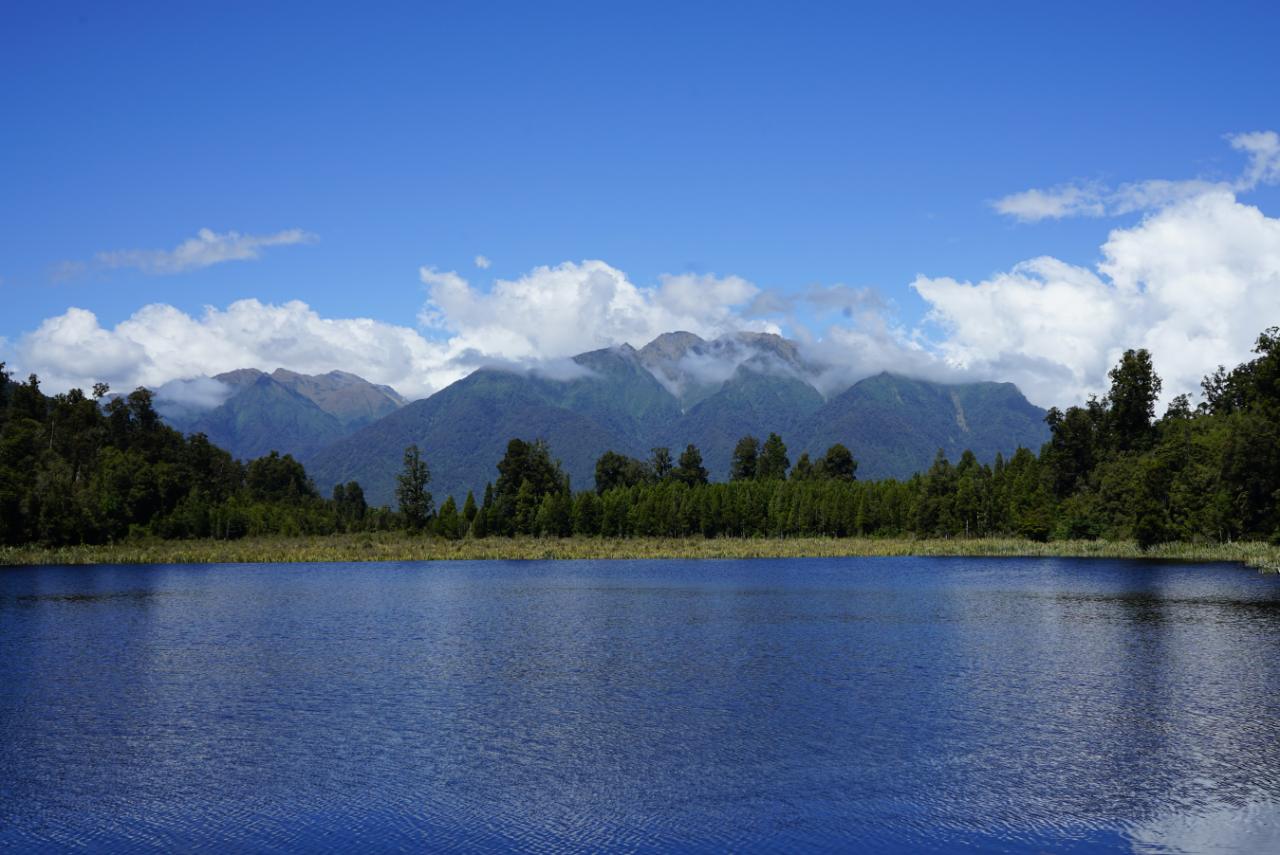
xmin=3 ymin=557 xmax=1280 ymax=853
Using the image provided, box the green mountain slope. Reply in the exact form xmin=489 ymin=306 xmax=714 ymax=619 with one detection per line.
xmin=798 ymin=373 xmax=1049 ymax=480
xmin=184 ymin=373 xmax=348 ymax=461
xmin=304 ymin=336 xmax=1050 ymax=505
xmin=162 ymin=369 xmax=407 ymax=462
xmin=665 ymin=367 xmax=825 ymax=480
xmin=306 ymin=366 xmax=648 ymax=506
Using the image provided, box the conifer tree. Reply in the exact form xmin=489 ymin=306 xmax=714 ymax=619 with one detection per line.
xmin=730 ymin=436 xmax=759 ymax=481
xmin=757 ymin=433 xmax=790 ymax=480
xmin=396 ymin=444 xmax=433 ymax=531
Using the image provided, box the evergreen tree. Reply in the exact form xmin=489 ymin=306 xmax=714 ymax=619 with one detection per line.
xmin=396 ymin=444 xmax=433 ymax=531
xmin=462 ymin=490 xmax=478 ymax=524
xmin=791 ymin=453 xmax=814 ymax=481
xmin=675 ymin=444 xmax=709 ymax=486
xmin=757 ymin=433 xmax=790 ymax=480
xmin=649 ymin=446 xmax=674 ymax=481
xmin=514 ymin=479 xmax=539 ymax=534
xmin=333 ymin=480 xmax=367 ymax=529
xmin=595 ymin=450 xmax=649 ymax=493
xmin=493 ymin=439 xmax=563 ymax=532
xmin=817 ymin=443 xmax=857 ymax=481
xmin=1107 ymin=348 xmax=1162 ymax=451
xmin=730 ymin=436 xmax=759 ymax=481
xmin=247 ymin=451 xmax=317 ymax=503
xmin=436 ymin=495 xmax=461 ymax=539
xmin=469 ymin=506 xmax=489 ymax=538
xmin=572 ymin=491 xmax=603 ymax=535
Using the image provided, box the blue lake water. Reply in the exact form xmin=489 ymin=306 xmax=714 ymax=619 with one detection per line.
xmin=2 ymin=557 xmax=1280 ymax=853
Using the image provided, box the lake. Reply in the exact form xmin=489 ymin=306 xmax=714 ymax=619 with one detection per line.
xmin=2 ymin=557 xmax=1280 ymax=853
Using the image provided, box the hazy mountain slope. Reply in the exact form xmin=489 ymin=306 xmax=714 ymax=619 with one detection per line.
xmin=797 ymin=373 xmax=1050 ymax=480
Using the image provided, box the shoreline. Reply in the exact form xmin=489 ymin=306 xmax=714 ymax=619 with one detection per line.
xmin=2 ymin=535 xmax=1278 ymax=572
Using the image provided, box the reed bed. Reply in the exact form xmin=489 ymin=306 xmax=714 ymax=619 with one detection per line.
xmin=2 ymin=535 xmax=1277 ymax=572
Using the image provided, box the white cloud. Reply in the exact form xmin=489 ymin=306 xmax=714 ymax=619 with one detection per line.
xmin=474 ymin=254 xmax=491 ymax=269
xmin=418 ymin=260 xmax=775 ymax=364
xmin=90 ymin=227 xmax=316 ymax=275
xmin=1230 ymin=130 xmax=1280 ymax=188
xmin=993 ymin=183 xmax=1108 ymax=221
xmin=916 ymin=190 xmax=1280 ymax=406
xmin=993 ymin=131 xmax=1280 ymax=222
xmin=9 ymin=301 xmax=450 ymax=400
xmin=11 ymin=139 xmax=1280 ymax=414
xmin=6 ymin=262 xmax=779 ymax=402
xmin=13 ymin=197 xmax=1278 ymax=412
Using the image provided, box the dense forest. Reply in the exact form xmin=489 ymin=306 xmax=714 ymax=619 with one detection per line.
xmin=2 ymin=326 xmax=1278 ymax=548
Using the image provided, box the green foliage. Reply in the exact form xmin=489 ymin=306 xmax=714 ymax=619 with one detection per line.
xmin=675 ymin=444 xmax=708 ymax=486
xmin=0 ymin=371 xmax=382 ymax=546
xmin=791 ymin=453 xmax=814 ymax=480
xmin=757 ymin=433 xmax=790 ymax=480
xmin=1107 ymin=349 xmax=1162 ymax=451
xmin=333 ymin=481 xmax=367 ymax=530
xmin=247 ymin=451 xmax=317 ymax=503
xmin=8 ymin=327 xmax=1280 ymax=551
xmin=730 ymin=436 xmax=759 ymax=481
xmin=396 ymin=444 xmax=433 ymax=531
xmin=491 ymin=438 xmax=565 ymax=534
xmin=595 ymin=450 xmax=650 ymax=494
xmin=817 ymin=443 xmax=857 ymax=482
xmin=435 ymin=495 xmax=461 ymax=540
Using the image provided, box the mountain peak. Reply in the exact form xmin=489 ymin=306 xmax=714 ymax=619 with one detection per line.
xmin=213 ymin=368 xmax=267 ymax=389
xmin=639 ymin=331 xmax=706 ymax=362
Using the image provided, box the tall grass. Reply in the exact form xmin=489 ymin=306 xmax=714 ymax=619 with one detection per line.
xmin=2 ymin=535 xmax=1277 ymax=572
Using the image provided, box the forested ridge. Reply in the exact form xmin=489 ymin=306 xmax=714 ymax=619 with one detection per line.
xmin=2 ymin=326 xmax=1278 ymax=549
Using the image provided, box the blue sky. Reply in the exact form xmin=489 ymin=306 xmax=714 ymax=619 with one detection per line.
xmin=4 ymin=1 xmax=1280 ymax=405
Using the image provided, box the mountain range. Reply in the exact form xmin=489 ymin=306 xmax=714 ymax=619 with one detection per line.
xmin=298 ymin=332 xmax=1050 ymax=505
xmin=154 ymin=332 xmax=1049 ymax=505
xmin=158 ymin=368 xmax=406 ymax=461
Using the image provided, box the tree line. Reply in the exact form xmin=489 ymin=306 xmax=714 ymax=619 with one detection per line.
xmin=0 ymin=374 xmax=396 ymax=545
xmin=2 ymin=326 xmax=1278 ymax=547
xmin=408 ymin=328 xmax=1280 ymax=547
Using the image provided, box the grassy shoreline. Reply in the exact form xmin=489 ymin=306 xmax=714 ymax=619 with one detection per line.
xmin=2 ymin=534 xmax=1278 ymax=572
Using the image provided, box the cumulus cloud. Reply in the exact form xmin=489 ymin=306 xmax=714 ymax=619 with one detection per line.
xmin=474 ymin=254 xmax=491 ymax=269
xmin=5 ymin=262 xmax=781 ymax=402
xmin=917 ymin=190 xmax=1280 ymax=406
xmin=418 ymin=261 xmax=774 ymax=364
xmin=12 ymin=196 xmax=1279 ymax=412
xmin=76 ymin=228 xmax=316 ymax=276
xmin=8 ymin=301 xmax=450 ymax=400
xmin=993 ymin=131 xmax=1280 ymax=222
xmin=11 ymin=139 xmax=1280 ymax=413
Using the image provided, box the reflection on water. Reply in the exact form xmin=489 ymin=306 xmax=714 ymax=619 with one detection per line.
xmin=1 ymin=557 xmax=1279 ymax=852
xmin=1130 ymin=799 xmax=1280 ymax=854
